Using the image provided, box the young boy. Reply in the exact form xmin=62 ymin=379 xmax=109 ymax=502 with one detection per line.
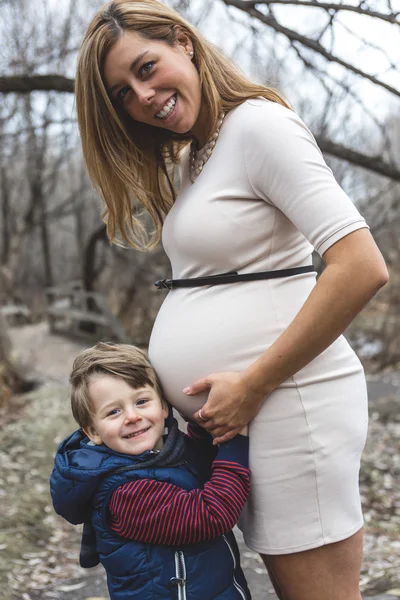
xmin=50 ymin=342 xmax=251 ymax=599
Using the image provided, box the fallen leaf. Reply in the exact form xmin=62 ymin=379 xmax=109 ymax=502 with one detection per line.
xmin=57 ymin=582 xmax=87 ymax=592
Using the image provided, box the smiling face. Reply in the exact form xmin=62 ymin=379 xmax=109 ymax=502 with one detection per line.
xmin=84 ymin=374 xmax=169 ymax=455
xmin=103 ymin=29 xmax=207 ymax=143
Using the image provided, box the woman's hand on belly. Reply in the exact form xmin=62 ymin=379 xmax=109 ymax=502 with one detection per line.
xmin=184 ymin=372 xmax=265 ymax=444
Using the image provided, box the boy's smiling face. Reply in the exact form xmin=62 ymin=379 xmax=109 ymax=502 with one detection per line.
xmin=84 ymin=375 xmax=168 ymax=455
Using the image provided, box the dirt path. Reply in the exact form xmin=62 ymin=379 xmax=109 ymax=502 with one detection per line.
xmin=2 ymin=322 xmax=400 ymax=600
xmin=9 ymin=322 xmax=88 ymax=385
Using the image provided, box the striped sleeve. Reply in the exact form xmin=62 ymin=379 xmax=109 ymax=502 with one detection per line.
xmin=186 ymin=421 xmax=218 ymax=465
xmin=186 ymin=421 xmax=213 ymax=442
xmin=108 ymin=435 xmax=250 ymax=545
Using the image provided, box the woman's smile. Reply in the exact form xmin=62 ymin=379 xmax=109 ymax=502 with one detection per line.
xmin=103 ymin=31 xmax=206 ymax=142
xmin=155 ymin=93 xmax=177 ymax=120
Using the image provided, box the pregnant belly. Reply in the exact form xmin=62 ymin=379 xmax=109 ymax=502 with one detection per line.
xmin=148 ymin=277 xmax=363 ymax=419
xmin=148 ymin=283 xmax=285 ymax=418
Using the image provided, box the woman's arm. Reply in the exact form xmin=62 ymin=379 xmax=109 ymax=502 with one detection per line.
xmin=108 ymin=434 xmax=250 ymax=545
xmin=185 ymin=228 xmax=388 ymax=444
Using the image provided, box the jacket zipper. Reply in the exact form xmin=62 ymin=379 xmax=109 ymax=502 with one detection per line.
xmin=174 ymin=550 xmax=187 ymax=600
xmin=222 ymin=535 xmax=247 ymax=599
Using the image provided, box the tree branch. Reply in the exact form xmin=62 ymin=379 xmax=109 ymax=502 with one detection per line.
xmin=222 ymin=0 xmax=400 ymax=98
xmin=1 ymin=73 xmax=399 ymax=180
xmin=289 ymin=39 xmax=391 ymax=145
xmin=0 ymin=75 xmax=74 ymax=94
xmin=316 ymin=137 xmax=400 ymax=181
xmin=244 ymin=0 xmax=399 ymax=24
xmin=0 ymin=118 xmax=75 ymax=141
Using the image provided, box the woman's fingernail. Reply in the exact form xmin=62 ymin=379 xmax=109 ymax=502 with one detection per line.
xmin=183 ymin=387 xmax=190 ymax=394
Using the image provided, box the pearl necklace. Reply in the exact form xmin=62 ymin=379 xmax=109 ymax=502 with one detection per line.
xmin=189 ymin=112 xmax=225 ymax=184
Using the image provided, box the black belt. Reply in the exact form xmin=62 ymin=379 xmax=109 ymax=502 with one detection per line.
xmin=155 ymin=265 xmax=315 ymax=290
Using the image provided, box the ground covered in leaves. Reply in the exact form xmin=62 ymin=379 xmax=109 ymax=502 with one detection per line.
xmin=1 ymin=324 xmax=400 ymax=599
xmin=1 ymin=381 xmax=399 ymax=600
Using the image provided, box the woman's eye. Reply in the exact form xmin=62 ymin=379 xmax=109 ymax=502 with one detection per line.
xmin=116 ymin=86 xmax=130 ymax=106
xmin=139 ymin=61 xmax=155 ymax=77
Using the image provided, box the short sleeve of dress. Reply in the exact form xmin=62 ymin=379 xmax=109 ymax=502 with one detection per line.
xmin=242 ymin=100 xmax=368 ymax=256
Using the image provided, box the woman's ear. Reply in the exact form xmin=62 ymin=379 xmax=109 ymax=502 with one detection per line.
xmin=83 ymin=424 xmax=103 ymax=446
xmin=174 ymin=26 xmax=193 ymax=55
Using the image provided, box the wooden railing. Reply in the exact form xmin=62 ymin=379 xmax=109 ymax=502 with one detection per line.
xmin=0 ymin=304 xmax=31 ymax=324
xmin=45 ymin=282 xmax=131 ymax=344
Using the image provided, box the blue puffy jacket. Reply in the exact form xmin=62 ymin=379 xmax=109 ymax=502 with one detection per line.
xmin=50 ymin=422 xmax=251 ymax=600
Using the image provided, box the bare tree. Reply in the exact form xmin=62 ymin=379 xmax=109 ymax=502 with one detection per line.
xmin=0 ymin=0 xmax=399 ymax=382
xmin=0 ymin=0 xmax=399 ymax=182
xmin=0 ymin=307 xmax=37 ymax=402
xmin=0 ymin=0 xmax=94 ymax=302
xmin=0 ymin=311 xmax=20 ymax=403
xmin=222 ymin=0 xmax=399 ymax=96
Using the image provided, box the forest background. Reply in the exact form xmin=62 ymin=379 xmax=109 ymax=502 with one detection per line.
xmin=0 ymin=0 xmax=399 ymax=599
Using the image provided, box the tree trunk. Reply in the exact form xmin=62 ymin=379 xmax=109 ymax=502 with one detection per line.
xmin=83 ymin=224 xmax=108 ymax=293
xmin=81 ymin=224 xmax=108 ymax=333
xmin=0 ymin=312 xmax=26 ymax=403
xmin=40 ymin=201 xmax=54 ymax=288
xmin=0 ymin=167 xmax=11 ymax=265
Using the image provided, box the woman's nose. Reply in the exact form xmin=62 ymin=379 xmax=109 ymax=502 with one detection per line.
xmin=135 ymin=82 xmax=155 ymax=106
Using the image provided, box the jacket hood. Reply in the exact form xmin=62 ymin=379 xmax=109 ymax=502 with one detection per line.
xmin=50 ymin=408 xmax=177 ymax=525
xmin=50 ymin=429 xmax=132 ymax=524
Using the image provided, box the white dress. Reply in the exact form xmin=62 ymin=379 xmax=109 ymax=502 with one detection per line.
xmin=148 ymin=99 xmax=369 ymax=554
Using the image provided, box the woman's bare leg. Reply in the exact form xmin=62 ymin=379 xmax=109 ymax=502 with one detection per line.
xmin=261 ymin=557 xmax=285 ymax=600
xmin=260 ymin=528 xmax=363 ymax=600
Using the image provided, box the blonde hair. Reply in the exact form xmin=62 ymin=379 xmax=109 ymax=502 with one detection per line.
xmin=76 ymin=0 xmax=291 ymax=250
xmin=70 ymin=342 xmax=166 ymax=429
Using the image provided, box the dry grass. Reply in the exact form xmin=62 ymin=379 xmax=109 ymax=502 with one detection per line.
xmin=0 ymin=385 xmax=85 ymax=599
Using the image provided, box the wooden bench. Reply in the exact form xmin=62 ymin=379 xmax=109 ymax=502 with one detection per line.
xmin=47 ymin=306 xmax=109 ymax=326
xmin=45 ymin=283 xmax=130 ymax=343
xmin=0 ymin=304 xmax=32 ymax=325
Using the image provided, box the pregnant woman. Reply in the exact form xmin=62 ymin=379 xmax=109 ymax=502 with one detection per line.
xmin=75 ymin=1 xmax=388 ymax=599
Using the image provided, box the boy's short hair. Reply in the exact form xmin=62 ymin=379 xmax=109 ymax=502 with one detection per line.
xmin=70 ymin=342 xmax=166 ymax=430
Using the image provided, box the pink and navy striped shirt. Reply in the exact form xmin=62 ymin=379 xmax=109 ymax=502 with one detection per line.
xmin=108 ymin=424 xmax=250 ymax=546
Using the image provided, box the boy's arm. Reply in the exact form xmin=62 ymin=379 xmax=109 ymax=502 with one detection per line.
xmin=186 ymin=419 xmax=213 ymax=441
xmin=108 ymin=434 xmax=250 ymax=545
xmin=185 ymin=421 xmax=248 ymax=462
xmin=187 ymin=421 xmax=249 ymax=439
xmin=185 ymin=420 xmax=217 ymax=464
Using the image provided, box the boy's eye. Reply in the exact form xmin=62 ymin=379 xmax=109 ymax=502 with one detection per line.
xmin=139 ymin=61 xmax=155 ymax=77
xmin=136 ymin=398 xmax=149 ymax=406
xmin=107 ymin=408 xmax=120 ymax=416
